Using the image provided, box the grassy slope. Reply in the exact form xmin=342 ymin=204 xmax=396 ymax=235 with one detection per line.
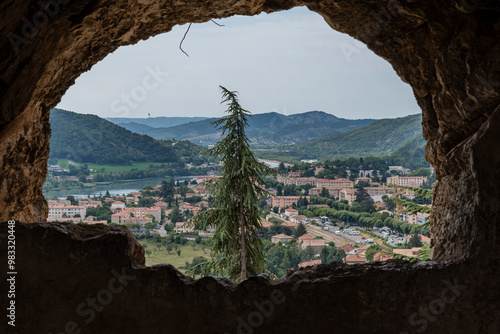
xmin=140 ymin=240 xmax=211 ymax=272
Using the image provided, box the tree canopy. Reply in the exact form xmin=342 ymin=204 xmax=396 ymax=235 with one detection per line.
xmin=190 ymin=86 xmax=275 ymax=281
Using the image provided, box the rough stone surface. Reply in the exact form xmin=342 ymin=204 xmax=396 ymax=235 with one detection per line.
xmin=0 ymin=0 xmax=499 ymax=260
xmin=1 ymin=0 xmax=500 ymax=332
xmin=1 ymin=222 xmax=499 ymax=333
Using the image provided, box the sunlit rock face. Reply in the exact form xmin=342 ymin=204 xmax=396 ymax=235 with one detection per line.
xmin=0 ymin=0 xmax=499 ymax=332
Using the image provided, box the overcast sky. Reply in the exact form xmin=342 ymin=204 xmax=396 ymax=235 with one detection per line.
xmin=56 ymin=6 xmax=420 ymax=120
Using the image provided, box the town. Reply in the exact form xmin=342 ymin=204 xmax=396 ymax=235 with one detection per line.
xmin=46 ymin=161 xmax=434 ymax=277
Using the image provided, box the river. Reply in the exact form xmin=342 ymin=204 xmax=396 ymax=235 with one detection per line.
xmin=43 ymin=176 xmax=195 ymax=199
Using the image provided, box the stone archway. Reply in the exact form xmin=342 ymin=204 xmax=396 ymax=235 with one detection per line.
xmin=2 ymin=0 xmax=499 ymax=261
xmin=1 ymin=1 xmax=500 ymax=332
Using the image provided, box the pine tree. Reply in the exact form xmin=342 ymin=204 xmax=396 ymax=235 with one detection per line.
xmin=294 ymin=223 xmax=307 ymax=238
xmin=189 ymin=86 xmax=275 ymax=280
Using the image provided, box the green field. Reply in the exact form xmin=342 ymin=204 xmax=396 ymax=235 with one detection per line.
xmin=140 ymin=239 xmax=211 ymax=273
xmin=56 ymin=159 xmax=166 ymax=173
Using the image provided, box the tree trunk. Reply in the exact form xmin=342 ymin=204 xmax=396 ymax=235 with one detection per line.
xmin=240 ymin=195 xmax=247 ymax=280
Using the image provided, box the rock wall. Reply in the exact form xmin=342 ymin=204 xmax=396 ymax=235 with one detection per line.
xmin=1 ymin=1 xmax=500 ymax=332
xmin=1 ymin=222 xmax=499 ymax=333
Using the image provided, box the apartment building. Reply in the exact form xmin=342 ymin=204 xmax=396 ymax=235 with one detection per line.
xmin=272 ymin=196 xmax=310 ymax=208
xmin=48 ymin=205 xmax=86 ymax=219
xmin=387 ymin=176 xmax=427 ymax=187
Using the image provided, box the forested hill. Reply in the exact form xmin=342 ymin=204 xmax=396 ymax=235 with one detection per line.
xmin=115 ymin=111 xmax=376 ymax=146
xmin=297 ymin=114 xmax=424 ymax=160
xmin=49 ymin=108 xmax=201 ymax=164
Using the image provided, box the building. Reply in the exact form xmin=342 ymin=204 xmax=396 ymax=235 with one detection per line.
xmin=174 ymin=222 xmax=194 ymax=233
xmin=48 ymin=205 xmax=86 ymax=219
xmin=111 ymin=201 xmax=126 ymax=210
xmin=298 ymin=260 xmax=322 ymax=268
xmin=372 ymin=252 xmax=393 ymax=261
xmin=406 ymin=212 xmax=430 ymax=225
xmin=365 ymin=187 xmax=395 ymax=202
xmin=345 ymin=254 xmax=367 ymax=265
xmin=316 ymin=178 xmax=354 ymax=188
xmin=272 ymin=196 xmax=310 ymax=208
xmin=290 ymin=215 xmax=307 ymax=224
xmin=339 ymin=188 xmax=356 ymax=205
xmin=271 ymin=234 xmax=293 ymax=243
xmin=300 ymin=239 xmax=326 ymax=253
xmin=393 ymin=247 xmax=422 ymax=257
xmin=77 ymin=199 xmax=102 ymax=208
xmin=283 ymin=208 xmax=299 ymax=218
xmin=405 ymin=234 xmax=431 ymax=243
xmin=387 ymin=175 xmax=427 ymax=188
xmin=356 ymin=176 xmax=372 ymax=185
xmin=85 ymin=216 xmax=108 ymax=225
xmin=111 ymin=208 xmax=154 ymax=226
xmin=309 ymin=187 xmax=342 ymax=198
xmin=48 ymin=164 xmax=63 ymax=172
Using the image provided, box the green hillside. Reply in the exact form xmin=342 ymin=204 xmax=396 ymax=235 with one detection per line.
xmin=386 ymin=135 xmax=427 ymax=169
xmin=297 ymin=114 xmax=423 ymax=160
xmin=49 ymin=109 xmax=202 ymax=164
xmin=115 ymin=111 xmax=376 ymax=146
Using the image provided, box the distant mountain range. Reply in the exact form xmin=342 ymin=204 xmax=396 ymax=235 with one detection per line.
xmin=106 ymin=116 xmax=209 ymax=128
xmin=50 ymin=108 xmax=427 ymax=168
xmin=297 ymin=114 xmax=423 ymax=159
xmin=49 ymin=109 xmax=204 ymax=164
xmin=107 ymin=111 xmax=376 ymax=146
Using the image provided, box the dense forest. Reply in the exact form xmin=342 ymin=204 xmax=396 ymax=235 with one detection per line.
xmin=297 ymin=114 xmax=423 ymax=159
xmin=49 ymin=109 xmax=205 ymax=165
xmin=117 ymin=111 xmax=375 ymax=146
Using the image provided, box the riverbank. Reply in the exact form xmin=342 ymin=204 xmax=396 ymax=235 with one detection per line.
xmin=43 ymin=176 xmax=195 ymax=199
xmin=258 ymin=159 xmax=293 ymax=168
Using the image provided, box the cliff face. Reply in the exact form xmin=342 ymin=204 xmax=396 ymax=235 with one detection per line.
xmin=0 ymin=0 xmax=499 ymax=332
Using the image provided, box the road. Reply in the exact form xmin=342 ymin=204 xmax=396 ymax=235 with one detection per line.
xmin=305 ymin=225 xmax=349 ymax=247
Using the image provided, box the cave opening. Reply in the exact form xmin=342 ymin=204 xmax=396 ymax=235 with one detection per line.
xmin=47 ymin=6 xmax=424 ymax=276
xmin=1 ymin=1 xmax=499 ymax=332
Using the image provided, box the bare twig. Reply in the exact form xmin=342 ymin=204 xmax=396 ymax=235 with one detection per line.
xmin=179 ymin=23 xmax=192 ymax=57
xmin=210 ymin=19 xmax=225 ymax=27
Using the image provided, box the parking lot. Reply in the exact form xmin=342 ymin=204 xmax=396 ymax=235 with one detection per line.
xmin=318 ymin=222 xmax=405 ymax=246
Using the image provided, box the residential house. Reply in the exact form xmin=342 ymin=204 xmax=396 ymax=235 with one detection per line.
xmin=339 ymin=244 xmax=356 ymax=253
xmin=372 ymin=252 xmax=393 ymax=261
xmin=300 ymin=239 xmax=326 ymax=253
xmin=345 ymin=254 xmax=367 ymax=265
xmin=271 ymin=234 xmax=293 ymax=243
xmin=290 ymin=215 xmax=307 ymax=224
xmin=393 ymin=247 xmax=422 ymax=258
xmin=283 ymin=208 xmax=299 ymax=219
xmin=298 ymin=260 xmax=322 ymax=268
xmin=298 ymin=234 xmax=314 ymax=242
